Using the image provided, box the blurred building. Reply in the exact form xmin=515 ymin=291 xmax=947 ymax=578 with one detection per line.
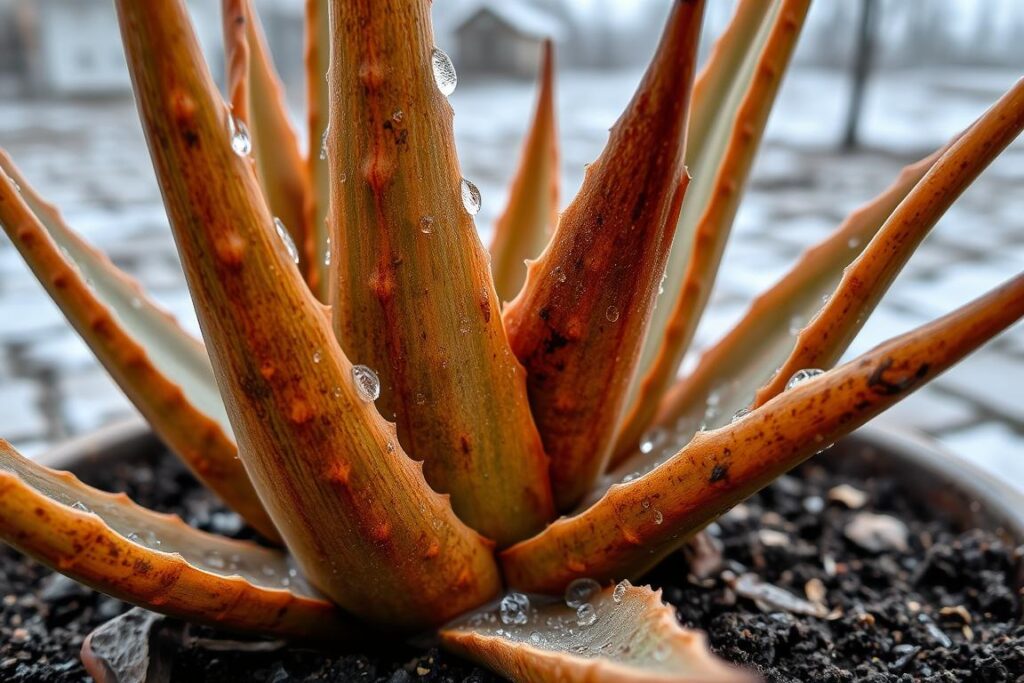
xmin=7 ymin=0 xmax=220 ymax=96
xmin=454 ymin=2 xmax=566 ymax=78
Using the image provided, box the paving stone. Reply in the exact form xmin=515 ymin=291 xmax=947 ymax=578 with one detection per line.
xmin=880 ymin=388 xmax=978 ymax=434
xmin=931 ymin=352 xmax=1024 ymax=424
xmin=937 ymin=422 xmax=1024 ymax=488
xmin=0 ymin=379 xmax=49 ymax=442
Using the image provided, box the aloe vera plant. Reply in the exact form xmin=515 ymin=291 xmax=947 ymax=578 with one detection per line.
xmin=0 ymin=0 xmax=1022 ymax=680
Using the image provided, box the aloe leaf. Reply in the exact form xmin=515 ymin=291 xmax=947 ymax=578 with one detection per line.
xmin=303 ymin=0 xmax=331 ymax=299
xmin=502 ymin=272 xmax=1024 ymax=592
xmin=607 ymin=143 xmax=948 ymax=472
xmin=115 ymin=0 xmax=501 ymax=628
xmin=503 ymin=0 xmax=703 ymax=510
xmin=0 ymin=152 xmax=279 ymax=543
xmin=325 ymin=0 xmax=555 ymax=545
xmin=440 ymin=583 xmax=749 ymax=683
xmin=615 ymin=0 xmax=810 ymax=461
xmin=222 ymin=0 xmax=312 ymax=284
xmin=752 ymin=76 xmax=1024 ymax=407
xmin=0 ymin=440 xmax=349 ymax=640
xmin=489 ymin=40 xmax=560 ymax=304
xmin=626 ymin=0 xmax=780 ymax=417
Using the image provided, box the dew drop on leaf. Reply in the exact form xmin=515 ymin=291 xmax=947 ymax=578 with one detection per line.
xmin=460 ymin=178 xmax=481 ymax=216
xmin=499 ymin=592 xmax=530 ymax=625
xmin=576 ymin=603 xmax=598 ymax=627
xmin=564 ymin=578 xmax=600 ymax=608
xmin=70 ymin=501 xmax=90 ymax=513
xmin=430 ymin=48 xmax=458 ymax=96
xmin=274 ymin=217 xmax=299 ymax=264
xmin=605 ymin=305 xmax=619 ymax=322
xmin=228 ymin=114 xmax=251 ymax=156
xmin=419 ymin=216 xmax=435 ymax=234
xmin=786 ymin=368 xmax=825 ymax=391
xmin=612 ymin=580 xmax=628 ymax=604
xmin=351 ymin=364 xmax=380 ymax=402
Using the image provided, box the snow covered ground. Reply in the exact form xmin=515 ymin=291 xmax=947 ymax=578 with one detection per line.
xmin=0 ymin=65 xmax=1021 ymax=489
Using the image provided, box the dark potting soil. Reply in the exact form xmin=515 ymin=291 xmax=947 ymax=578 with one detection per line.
xmin=1 ymin=445 xmax=1022 ymax=683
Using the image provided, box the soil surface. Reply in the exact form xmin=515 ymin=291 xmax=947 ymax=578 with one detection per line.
xmin=1 ymin=446 xmax=1021 ymax=682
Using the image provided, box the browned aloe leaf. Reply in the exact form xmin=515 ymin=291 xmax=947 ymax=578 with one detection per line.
xmin=625 ymin=0 xmax=782 ymax=425
xmin=115 ymin=0 xmax=501 ymax=628
xmin=685 ymin=0 xmax=774 ymax=167
xmin=609 ymin=143 xmax=948 ymax=471
xmin=222 ymin=0 xmax=311 ymax=280
xmin=303 ymin=0 xmax=331 ymax=299
xmin=502 ymin=273 xmax=1024 ymax=592
xmin=0 ymin=152 xmax=279 ymax=543
xmin=0 ymin=440 xmax=349 ymax=640
xmin=614 ymin=0 xmax=809 ymax=463
xmin=440 ymin=583 xmax=750 ymax=683
xmin=503 ymin=0 xmax=704 ymax=510
xmin=489 ymin=40 xmax=560 ymax=304
xmin=326 ymin=0 xmax=554 ymax=546
xmin=753 ymin=76 xmax=1024 ymax=407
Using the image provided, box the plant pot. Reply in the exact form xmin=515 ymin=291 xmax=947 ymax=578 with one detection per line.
xmin=14 ymin=418 xmax=1024 ymax=682
xmin=38 ymin=416 xmax=1024 ymax=552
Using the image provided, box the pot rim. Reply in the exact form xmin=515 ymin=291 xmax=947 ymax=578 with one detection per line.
xmin=34 ymin=415 xmax=1024 ymax=546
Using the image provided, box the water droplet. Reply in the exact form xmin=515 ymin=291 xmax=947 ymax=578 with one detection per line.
xmin=638 ymin=427 xmax=666 ymax=455
xmin=499 ymin=592 xmax=530 ymax=625
xmin=529 ymin=631 xmax=542 ymax=644
xmin=430 ymin=48 xmax=458 ymax=96
xmin=386 ymin=441 xmax=395 ymax=453
xmin=319 ymin=128 xmax=329 ymax=160
xmin=553 ymin=266 xmax=567 ymax=283
xmin=576 ymin=603 xmax=598 ymax=627
xmin=848 ymin=236 xmax=861 ymax=249
xmin=332 ymin=386 xmax=343 ymax=398
xmin=391 ymin=109 xmax=404 ymax=123
xmin=274 ymin=217 xmax=299 ymax=264
xmin=605 ymin=305 xmax=619 ymax=322
xmin=418 ymin=215 xmax=435 ymax=234
xmin=312 ymin=349 xmax=323 ymax=364
xmin=324 ymin=236 xmax=332 ymax=267
xmin=653 ymin=509 xmax=664 ymax=525
xmin=460 ymin=178 xmax=481 ymax=216
xmin=612 ymin=581 xmax=628 ymax=604
xmin=70 ymin=501 xmax=89 ymax=513
xmin=351 ymin=364 xmax=380 ymax=402
xmin=789 ymin=315 xmax=803 ymax=336
xmin=564 ymin=578 xmax=600 ymax=608
xmin=228 ymin=114 xmax=251 ymax=156
xmin=822 ymin=293 xmax=831 ymax=304
xmin=731 ymin=407 xmax=750 ymax=423
xmin=415 ymin=392 xmax=427 ymax=405
xmin=786 ymin=368 xmax=825 ymax=390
